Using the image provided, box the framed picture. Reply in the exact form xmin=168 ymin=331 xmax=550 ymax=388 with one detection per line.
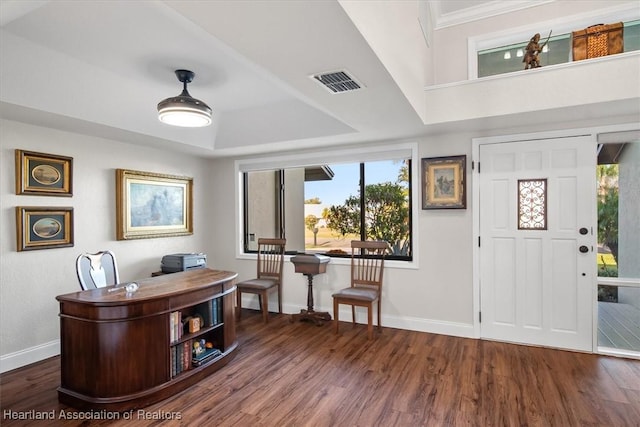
xmin=421 ymin=155 xmax=466 ymax=209
xmin=116 ymin=169 xmax=193 ymax=240
xmin=16 ymin=206 xmax=74 ymax=251
xmin=15 ymin=150 xmax=73 ymax=196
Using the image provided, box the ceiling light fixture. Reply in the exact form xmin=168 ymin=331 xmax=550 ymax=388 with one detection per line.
xmin=157 ymin=69 xmax=212 ymax=127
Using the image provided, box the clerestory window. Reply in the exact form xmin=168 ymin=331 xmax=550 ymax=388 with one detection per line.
xmin=476 ymin=19 xmax=640 ymax=78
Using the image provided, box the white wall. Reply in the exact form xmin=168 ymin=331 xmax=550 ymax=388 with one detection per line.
xmin=0 ymin=119 xmax=214 ymax=372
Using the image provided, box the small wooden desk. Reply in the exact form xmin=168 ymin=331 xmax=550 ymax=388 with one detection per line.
xmin=290 ymin=254 xmax=331 ymax=326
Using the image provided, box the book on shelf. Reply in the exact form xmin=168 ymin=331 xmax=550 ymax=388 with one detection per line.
xmin=170 ymin=310 xmax=183 ymax=342
xmin=194 ymin=297 xmax=223 ymax=327
xmin=213 ymin=298 xmax=219 ymax=325
xmin=194 ymin=301 xmax=213 ymax=327
xmin=183 ymin=340 xmax=191 ymax=371
xmin=170 ymin=340 xmax=193 ymax=378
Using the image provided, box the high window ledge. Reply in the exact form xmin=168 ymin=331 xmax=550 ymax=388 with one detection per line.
xmin=423 ymin=51 xmax=640 ymax=126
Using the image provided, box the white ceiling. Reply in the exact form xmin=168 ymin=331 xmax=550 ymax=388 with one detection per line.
xmin=0 ymin=0 xmax=565 ymax=158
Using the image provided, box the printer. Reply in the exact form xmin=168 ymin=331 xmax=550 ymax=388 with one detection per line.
xmin=161 ymin=253 xmax=207 ymax=273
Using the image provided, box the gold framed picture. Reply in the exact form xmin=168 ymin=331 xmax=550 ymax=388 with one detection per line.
xmin=15 ymin=150 xmax=73 ymax=196
xmin=421 ymin=155 xmax=466 ymax=209
xmin=16 ymin=206 xmax=74 ymax=251
xmin=116 ymin=169 xmax=193 ymax=240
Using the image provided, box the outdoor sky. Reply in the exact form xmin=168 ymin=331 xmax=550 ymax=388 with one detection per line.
xmin=304 ymin=160 xmax=403 ymax=206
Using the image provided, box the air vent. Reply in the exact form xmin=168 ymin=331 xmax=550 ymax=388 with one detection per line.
xmin=312 ymin=70 xmax=362 ymax=93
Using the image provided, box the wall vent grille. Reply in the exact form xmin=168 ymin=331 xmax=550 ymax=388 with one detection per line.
xmin=312 ymin=70 xmax=362 ymax=93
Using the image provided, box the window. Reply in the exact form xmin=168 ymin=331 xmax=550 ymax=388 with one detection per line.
xmin=517 ymin=179 xmax=547 ymax=230
xmin=239 ymin=146 xmax=415 ymax=261
xmin=476 ymin=19 xmax=640 ymax=78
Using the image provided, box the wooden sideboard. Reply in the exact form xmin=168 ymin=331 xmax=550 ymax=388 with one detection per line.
xmin=56 ymin=268 xmax=238 ymax=411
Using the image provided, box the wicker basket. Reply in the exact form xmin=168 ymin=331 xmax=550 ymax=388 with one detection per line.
xmin=572 ymin=22 xmax=624 ymax=61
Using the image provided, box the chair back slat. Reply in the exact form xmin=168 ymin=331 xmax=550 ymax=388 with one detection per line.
xmin=76 ymin=250 xmax=120 ymax=291
xmin=257 ymin=238 xmax=286 ymax=280
xmin=351 ymin=240 xmax=387 ymax=290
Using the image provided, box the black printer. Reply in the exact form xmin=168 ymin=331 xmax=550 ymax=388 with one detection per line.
xmin=161 ymin=253 xmax=207 ymax=273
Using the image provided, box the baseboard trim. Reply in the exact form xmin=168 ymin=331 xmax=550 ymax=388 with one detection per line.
xmin=312 ymin=304 xmax=477 ymax=339
xmin=383 ymin=314 xmax=476 ymax=338
xmin=0 ymin=340 xmax=60 ymax=374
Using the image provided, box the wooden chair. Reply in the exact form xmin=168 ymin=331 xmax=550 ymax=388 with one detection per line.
xmin=332 ymin=240 xmax=387 ymax=339
xmin=76 ymin=250 xmax=120 ymax=290
xmin=236 ymin=238 xmax=286 ymax=323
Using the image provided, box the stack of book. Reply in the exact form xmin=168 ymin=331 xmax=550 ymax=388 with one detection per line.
xmin=170 ymin=340 xmax=191 ymax=378
xmin=192 ymin=348 xmax=222 ymax=367
xmin=194 ymin=298 xmax=223 ymax=327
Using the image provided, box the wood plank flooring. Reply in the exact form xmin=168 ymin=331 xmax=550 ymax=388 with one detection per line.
xmin=2 ymin=310 xmax=640 ymax=426
xmin=599 ymin=302 xmax=640 ymax=352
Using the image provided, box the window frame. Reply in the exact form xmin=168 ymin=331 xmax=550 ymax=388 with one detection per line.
xmin=235 ymin=143 xmax=420 ymax=268
xmin=467 ymin=4 xmax=640 ymax=80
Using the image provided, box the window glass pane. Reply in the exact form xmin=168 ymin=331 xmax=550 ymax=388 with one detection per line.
xmin=624 ymin=20 xmax=640 ymax=51
xmin=477 ymin=20 xmax=640 ymax=78
xmin=243 ymin=153 xmax=414 ymax=261
xmin=478 ymin=34 xmax=570 ymax=78
xmin=596 ymin=140 xmax=640 ymax=354
xmin=304 ymin=163 xmax=360 ymax=255
xmin=245 ymin=170 xmax=279 ymax=251
xmin=364 ymin=160 xmax=411 ymax=256
xmin=518 ymin=179 xmax=547 ymax=230
xmin=283 ymin=168 xmax=306 ymax=253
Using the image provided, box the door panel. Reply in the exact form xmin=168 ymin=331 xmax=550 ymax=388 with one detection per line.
xmin=480 ymin=136 xmax=595 ymax=351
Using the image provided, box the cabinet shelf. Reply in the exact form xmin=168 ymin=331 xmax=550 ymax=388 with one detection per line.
xmin=170 ymin=322 xmax=224 ymax=346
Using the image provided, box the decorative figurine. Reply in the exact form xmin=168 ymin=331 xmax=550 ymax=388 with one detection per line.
xmin=193 ymin=341 xmax=204 ymax=356
xmin=523 ymin=31 xmax=552 ymax=70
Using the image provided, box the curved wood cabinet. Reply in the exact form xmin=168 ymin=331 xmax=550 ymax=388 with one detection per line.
xmin=56 ymin=268 xmax=238 ymax=411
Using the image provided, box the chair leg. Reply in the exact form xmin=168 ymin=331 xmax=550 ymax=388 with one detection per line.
xmin=333 ymin=298 xmax=339 ymax=334
xmin=367 ymin=304 xmax=373 ymax=340
xmin=261 ymin=290 xmax=269 ymax=323
xmin=277 ymin=285 xmax=282 ymax=314
xmin=351 ymin=306 xmax=356 ymax=324
xmin=377 ymin=300 xmax=381 ymax=331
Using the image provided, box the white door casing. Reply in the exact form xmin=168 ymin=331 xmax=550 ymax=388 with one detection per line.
xmin=478 ymin=136 xmax=596 ymax=351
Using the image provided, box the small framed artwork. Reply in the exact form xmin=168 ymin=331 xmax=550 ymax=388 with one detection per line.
xmin=116 ymin=169 xmax=193 ymax=240
xmin=15 ymin=150 xmax=73 ymax=196
xmin=16 ymin=206 xmax=74 ymax=251
xmin=421 ymin=155 xmax=466 ymax=209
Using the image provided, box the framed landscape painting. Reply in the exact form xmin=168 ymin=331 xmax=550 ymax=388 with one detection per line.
xmin=16 ymin=206 xmax=74 ymax=251
xmin=421 ymin=155 xmax=466 ymax=209
xmin=15 ymin=150 xmax=73 ymax=196
xmin=116 ymin=169 xmax=193 ymax=240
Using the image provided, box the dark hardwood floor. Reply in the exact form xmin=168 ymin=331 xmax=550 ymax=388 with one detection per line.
xmin=2 ymin=310 xmax=640 ymax=426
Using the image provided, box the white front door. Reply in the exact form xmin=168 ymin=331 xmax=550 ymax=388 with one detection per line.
xmin=479 ymin=136 xmax=595 ymax=351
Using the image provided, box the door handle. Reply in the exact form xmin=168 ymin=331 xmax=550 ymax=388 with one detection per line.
xmin=579 ymin=227 xmax=589 ymax=235
xmin=579 ymin=245 xmax=589 ymax=253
